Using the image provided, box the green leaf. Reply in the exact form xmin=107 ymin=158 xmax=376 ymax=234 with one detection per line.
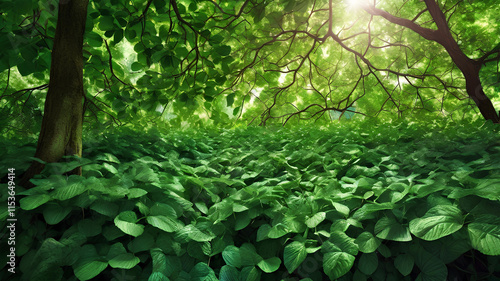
xmin=323 ymin=252 xmax=355 ymax=280
xmin=358 ymin=252 xmax=378 ymax=275
xmin=134 ymin=165 xmax=160 ymax=183
xmin=195 ymin=202 xmax=208 ymax=214
xmin=114 ymin=211 xmax=144 ymax=237
xmin=353 ymin=270 xmax=368 ymax=281
xmin=413 ymin=246 xmax=447 ymax=280
xmin=43 ymin=203 xmax=72 ymax=225
xmin=232 ymin=203 xmax=249 ymax=212
xmin=103 ymin=162 xmax=118 ymax=174
xmin=284 ymin=241 xmax=307 ymax=273
xmin=448 ymin=179 xmax=500 ymax=201
xmin=188 ymin=241 xmax=212 ymax=260
xmin=330 ymin=219 xmax=349 ymax=233
xmin=112 ymin=99 xmax=127 ymax=112
xmin=148 ymin=272 xmax=169 ymax=281
xmin=233 ymin=106 xmax=241 ymax=116
xmin=352 ymin=202 xmax=394 ymax=220
xmin=30 ymin=238 xmax=68 ymax=279
xmin=90 ymin=200 xmax=119 ymax=217
xmin=226 ymin=93 xmax=235 ymax=107
xmin=240 ymin=266 xmax=260 ymax=281
xmin=86 ymin=31 xmax=103 ymax=47
xmin=131 ymin=62 xmax=143 ymax=71
xmin=20 ymin=194 xmax=51 ymax=210
xmin=107 ymin=243 xmax=127 ymax=259
xmin=94 ymin=153 xmax=120 ymax=163
xmin=468 ymin=215 xmax=500 ymax=255
xmin=129 ymin=233 xmax=155 ymax=253
xmin=355 ymin=232 xmax=381 ymax=253
xmin=190 ymin=262 xmax=217 ymax=280
xmin=126 ymin=28 xmax=137 ymax=41
xmin=150 ymin=202 xmax=178 ymax=218
xmin=108 ymin=253 xmax=140 ymax=269
xmin=164 ymin=255 xmax=182 ymax=276
xmin=74 ymin=260 xmax=108 ymax=281
xmin=332 ymin=202 xmax=350 ymax=217
xmin=99 ymin=16 xmax=115 ymax=31
xmin=252 ymin=5 xmax=266 ymax=22
xmin=377 ymin=243 xmax=391 ymax=258
xmin=268 ymin=224 xmax=290 ymax=239
xmin=394 ymin=254 xmax=414 ymax=276
xmin=409 ymin=205 xmax=463 ymax=241
xmin=127 ymin=188 xmax=148 ymax=199
xmin=209 ymin=35 xmax=224 ymax=45
xmin=52 ymin=176 xmax=87 ymax=200
xmin=154 ymin=0 xmax=167 ymax=13
xmin=216 ymin=45 xmax=231 ymax=56
xmin=374 ymin=216 xmax=412 ymax=242
xmin=329 ymin=233 xmax=359 ymax=256
xmin=235 ymin=213 xmax=251 ymax=231
xmin=219 ymin=265 xmax=239 ymax=281
xmin=150 ymin=248 xmax=168 ymax=276
xmin=147 ymin=215 xmax=182 ymax=232
xmin=305 ymin=212 xmax=326 ymax=228
xmin=114 ymin=29 xmax=124 ymax=44
xmin=17 ymin=60 xmax=35 ymax=76
xmin=222 ymin=245 xmax=242 ymax=268
xmin=266 ymin=11 xmax=283 ymax=28
xmin=240 ymin=243 xmax=263 ymax=266
xmin=257 ymin=257 xmax=281 ymax=273
xmin=177 ymin=224 xmax=216 ymax=242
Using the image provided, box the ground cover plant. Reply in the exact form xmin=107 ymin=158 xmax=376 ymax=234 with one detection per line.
xmin=1 ymin=0 xmax=500 ymax=280
xmin=1 ymin=120 xmax=500 ymax=281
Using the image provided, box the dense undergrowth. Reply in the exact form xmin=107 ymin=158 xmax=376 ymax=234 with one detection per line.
xmin=1 ymin=120 xmax=500 ymax=280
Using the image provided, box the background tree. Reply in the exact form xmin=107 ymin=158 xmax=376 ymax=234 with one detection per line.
xmin=1 ymin=0 xmax=244 ymax=185
xmin=225 ymin=0 xmax=499 ymax=125
xmin=17 ymin=0 xmax=89 ymax=186
xmin=362 ymin=0 xmax=500 ymax=123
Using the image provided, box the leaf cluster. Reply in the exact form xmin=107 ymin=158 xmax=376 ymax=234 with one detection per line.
xmin=1 ymin=120 xmax=500 ymax=280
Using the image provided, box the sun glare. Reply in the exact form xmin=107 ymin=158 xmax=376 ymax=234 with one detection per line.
xmin=345 ymin=0 xmax=368 ymax=9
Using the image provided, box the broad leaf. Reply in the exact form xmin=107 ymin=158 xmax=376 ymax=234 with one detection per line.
xmin=468 ymin=215 xmax=500 ymax=255
xmin=355 ymin=232 xmax=381 ymax=253
xmin=409 ymin=205 xmax=463 ymax=241
xmin=257 ymin=257 xmax=281 ymax=273
xmin=283 ymin=241 xmax=307 ymax=273
xmin=374 ymin=216 xmax=412 ymax=242
xmin=114 ymin=211 xmax=144 ymax=237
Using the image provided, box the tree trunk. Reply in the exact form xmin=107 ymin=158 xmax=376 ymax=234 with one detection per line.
xmin=464 ymin=71 xmax=500 ymax=123
xmin=426 ymin=0 xmax=500 ymax=123
xmin=439 ymin=41 xmax=500 ymax=124
xmin=364 ymin=1 xmax=500 ymax=123
xmin=20 ymin=0 xmax=89 ymax=187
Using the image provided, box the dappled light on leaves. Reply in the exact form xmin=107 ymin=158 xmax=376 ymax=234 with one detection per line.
xmin=0 ymin=1 xmax=499 ymax=279
xmin=2 ymin=121 xmax=500 ymax=280
xmin=1 ymin=0 xmax=498 ymax=132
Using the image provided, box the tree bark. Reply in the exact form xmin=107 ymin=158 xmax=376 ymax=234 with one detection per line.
xmin=20 ymin=0 xmax=89 ymax=187
xmin=422 ymin=0 xmax=499 ymax=123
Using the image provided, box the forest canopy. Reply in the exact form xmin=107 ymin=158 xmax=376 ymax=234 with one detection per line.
xmin=1 ymin=0 xmax=499 ymax=136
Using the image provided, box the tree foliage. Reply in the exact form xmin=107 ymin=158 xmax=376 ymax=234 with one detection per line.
xmin=226 ymin=0 xmax=500 ymax=125
xmin=1 ymin=0 xmax=499 ymax=134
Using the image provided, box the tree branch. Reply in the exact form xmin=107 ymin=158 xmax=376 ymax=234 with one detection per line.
xmin=363 ymin=5 xmax=439 ymax=42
